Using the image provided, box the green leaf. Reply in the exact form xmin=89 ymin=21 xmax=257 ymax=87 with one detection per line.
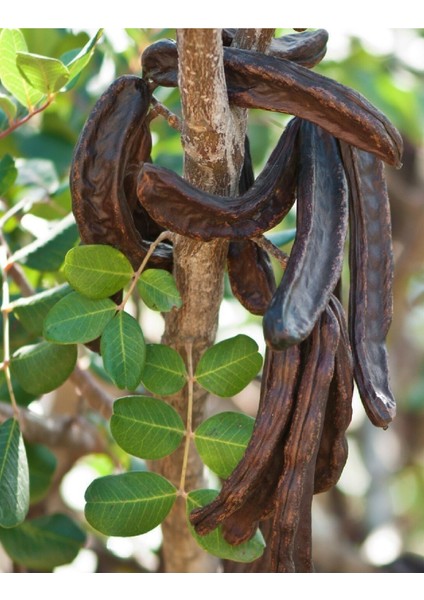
xmin=0 ymin=419 xmax=29 ymax=528
xmin=194 ymin=412 xmax=254 ymax=479
xmin=100 ymin=312 xmax=146 ymax=390
xmin=0 ymin=371 xmax=37 ymax=407
xmin=10 ymin=341 xmax=78 ymax=395
xmin=9 ymin=213 xmax=79 ymax=271
xmin=84 ymin=471 xmax=177 ymax=536
xmin=11 ymin=283 xmax=73 ymax=336
xmin=111 ymin=396 xmax=185 ymax=460
xmin=26 ymin=443 xmax=57 ymax=504
xmin=141 ymin=344 xmax=187 ymax=396
xmin=0 ymin=154 xmax=18 ymax=196
xmin=0 ymin=29 xmax=44 ymax=109
xmin=65 ymin=29 xmax=104 ymax=85
xmin=0 ymin=93 xmax=17 ymax=122
xmin=195 ymin=335 xmax=263 ymax=397
xmin=43 ymin=292 xmax=116 ymax=344
xmin=187 ymin=489 xmax=265 ymax=562
xmin=16 ymin=52 xmax=70 ymax=94
xmin=63 ymin=245 xmax=133 ymax=300
xmin=0 ymin=513 xmax=86 ymax=571
xmin=138 ymin=269 xmax=182 ymax=312
xmin=266 ymin=228 xmax=297 ymax=247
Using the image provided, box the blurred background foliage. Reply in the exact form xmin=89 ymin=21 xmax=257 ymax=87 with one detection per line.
xmin=1 ymin=27 xmax=424 ymax=573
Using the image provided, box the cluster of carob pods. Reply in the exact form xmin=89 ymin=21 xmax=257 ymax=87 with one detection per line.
xmin=70 ymin=29 xmax=403 ymax=572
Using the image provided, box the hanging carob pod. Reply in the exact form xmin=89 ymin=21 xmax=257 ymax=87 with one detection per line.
xmin=228 ymin=135 xmax=277 ymax=315
xmin=340 ymin=143 xmax=396 ymax=428
xmin=189 ymin=343 xmax=301 ymax=536
xmin=270 ymin=304 xmax=340 ymax=572
xmin=141 ymin=39 xmax=402 ymax=167
xmin=137 ymin=117 xmax=300 ymax=240
xmin=313 ymin=294 xmax=353 ymax=494
xmin=222 ymin=28 xmax=329 ymax=68
xmin=263 ymin=120 xmax=348 ymax=350
xmin=70 ymin=75 xmax=173 ymax=272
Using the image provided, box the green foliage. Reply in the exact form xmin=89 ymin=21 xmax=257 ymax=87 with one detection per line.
xmin=9 ymin=213 xmax=79 ymax=271
xmin=194 ymin=412 xmax=255 ymax=478
xmin=63 ymin=245 xmax=133 ymax=300
xmin=26 ymin=443 xmax=57 ymax=504
xmin=84 ymin=471 xmax=177 ymax=536
xmin=11 ymin=283 xmax=72 ymax=336
xmin=10 ymin=341 xmax=77 ymax=395
xmin=111 ymin=395 xmax=185 ymax=460
xmin=138 ymin=269 xmax=182 ymax=312
xmin=186 ymin=489 xmax=265 ymax=562
xmin=43 ymin=292 xmax=116 ymax=344
xmin=16 ymin=52 xmax=70 ymax=95
xmin=100 ymin=311 xmax=146 ymax=390
xmin=141 ymin=344 xmax=187 ymax=396
xmin=195 ymin=335 xmax=263 ymax=397
xmin=0 ymin=419 xmax=29 ymax=528
xmin=0 ymin=154 xmax=17 ymax=196
xmin=0 ymin=513 xmax=86 ymax=571
xmin=0 ymin=29 xmax=44 ymax=108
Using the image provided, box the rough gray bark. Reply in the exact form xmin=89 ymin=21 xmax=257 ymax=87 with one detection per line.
xmin=152 ymin=28 xmax=274 ymax=573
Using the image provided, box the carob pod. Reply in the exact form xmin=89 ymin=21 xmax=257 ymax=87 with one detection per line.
xmin=340 ymin=143 xmax=396 ymax=428
xmin=270 ymin=305 xmax=340 ymax=572
xmin=70 ymin=75 xmax=173 ymax=272
xmin=137 ymin=117 xmax=300 ymax=241
xmin=227 ymin=240 xmax=276 ymax=315
xmin=141 ymin=39 xmax=402 ymax=167
xmin=263 ymin=120 xmax=348 ymax=350
xmin=189 ymin=344 xmax=301 ymax=536
xmin=314 ymin=294 xmax=353 ymax=494
xmin=227 ymin=137 xmax=277 ymax=316
xmin=222 ymin=28 xmax=329 ymax=68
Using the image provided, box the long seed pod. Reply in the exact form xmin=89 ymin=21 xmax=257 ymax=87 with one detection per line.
xmin=314 ymin=295 xmax=353 ymax=494
xmin=340 ymin=143 xmax=396 ymax=428
xmin=222 ymin=28 xmax=329 ymax=68
xmin=270 ymin=305 xmax=340 ymax=572
xmin=227 ymin=240 xmax=276 ymax=315
xmin=141 ymin=40 xmax=402 ymax=167
xmin=227 ymin=138 xmax=276 ymax=316
xmin=263 ymin=120 xmax=348 ymax=350
xmin=189 ymin=344 xmax=301 ymax=536
xmin=137 ymin=118 xmax=300 ymax=241
xmin=70 ymin=75 xmax=172 ymax=271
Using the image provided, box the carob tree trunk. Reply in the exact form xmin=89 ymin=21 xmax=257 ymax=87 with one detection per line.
xmin=149 ymin=28 xmax=274 ymax=573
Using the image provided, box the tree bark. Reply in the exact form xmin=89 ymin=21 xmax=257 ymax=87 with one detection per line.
xmin=151 ymin=28 xmax=274 ymax=573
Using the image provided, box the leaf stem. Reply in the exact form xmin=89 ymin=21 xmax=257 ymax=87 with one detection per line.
xmin=179 ymin=342 xmax=194 ymax=496
xmin=117 ymin=230 xmax=174 ymax=311
xmin=0 ymin=242 xmax=19 ymax=420
xmin=0 ymin=96 xmax=54 ymax=140
xmin=252 ymin=235 xmax=289 ymax=268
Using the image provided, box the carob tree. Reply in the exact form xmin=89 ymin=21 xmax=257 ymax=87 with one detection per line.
xmin=74 ymin=28 xmax=400 ymax=572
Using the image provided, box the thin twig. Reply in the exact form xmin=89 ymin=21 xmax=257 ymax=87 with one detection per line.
xmin=178 ymin=342 xmax=194 ymax=497
xmin=252 ymin=235 xmax=289 ymax=268
xmin=0 ymin=97 xmax=54 ymax=140
xmin=148 ymin=97 xmax=182 ymax=132
xmin=118 ymin=230 xmax=174 ymax=310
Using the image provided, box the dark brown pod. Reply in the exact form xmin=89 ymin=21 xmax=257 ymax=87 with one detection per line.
xmin=270 ymin=305 xmax=340 ymax=572
xmin=263 ymin=120 xmax=348 ymax=350
xmin=340 ymin=143 xmax=396 ymax=428
xmin=189 ymin=344 xmax=301 ymax=536
xmin=70 ymin=75 xmax=173 ymax=271
xmin=141 ymin=40 xmax=402 ymax=167
xmin=221 ymin=28 xmax=329 ymax=68
xmin=314 ymin=295 xmax=353 ymax=494
xmin=227 ymin=240 xmax=276 ymax=316
xmin=137 ymin=117 xmax=300 ymax=241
